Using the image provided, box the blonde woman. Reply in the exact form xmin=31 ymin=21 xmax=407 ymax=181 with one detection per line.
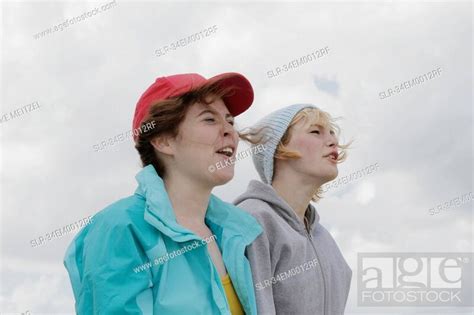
xmin=234 ymin=104 xmax=352 ymax=315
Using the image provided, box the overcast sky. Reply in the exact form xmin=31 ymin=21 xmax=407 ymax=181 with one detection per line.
xmin=1 ymin=0 xmax=472 ymax=314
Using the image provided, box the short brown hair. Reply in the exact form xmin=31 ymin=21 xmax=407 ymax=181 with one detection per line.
xmin=135 ymin=82 xmax=234 ymax=178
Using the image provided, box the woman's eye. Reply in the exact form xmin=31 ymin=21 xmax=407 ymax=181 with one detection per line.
xmin=227 ymin=120 xmax=234 ymax=126
xmin=204 ymin=118 xmax=215 ymax=123
xmin=310 ymin=130 xmax=320 ymax=134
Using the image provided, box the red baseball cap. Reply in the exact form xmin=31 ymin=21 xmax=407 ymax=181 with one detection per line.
xmin=132 ymin=72 xmax=254 ymax=141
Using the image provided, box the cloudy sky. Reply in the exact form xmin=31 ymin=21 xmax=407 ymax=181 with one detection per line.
xmin=1 ymin=0 xmax=472 ymax=314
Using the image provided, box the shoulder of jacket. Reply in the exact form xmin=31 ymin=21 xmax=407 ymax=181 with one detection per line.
xmin=235 ymin=199 xmax=276 ymax=220
xmin=87 ymin=194 xmax=147 ymax=232
xmin=236 ymin=199 xmax=287 ymax=240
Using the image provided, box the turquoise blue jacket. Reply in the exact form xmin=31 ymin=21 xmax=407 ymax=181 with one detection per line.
xmin=64 ymin=165 xmax=263 ymax=314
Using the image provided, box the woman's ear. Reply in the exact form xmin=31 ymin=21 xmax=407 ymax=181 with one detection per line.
xmin=150 ymin=136 xmax=174 ymax=156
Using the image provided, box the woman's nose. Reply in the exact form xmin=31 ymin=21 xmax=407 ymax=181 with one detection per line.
xmin=326 ymin=133 xmax=338 ymax=147
xmin=220 ymin=118 xmax=235 ymax=137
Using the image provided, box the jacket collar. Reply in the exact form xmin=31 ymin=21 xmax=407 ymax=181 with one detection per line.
xmin=134 ymin=165 xmax=262 ymax=245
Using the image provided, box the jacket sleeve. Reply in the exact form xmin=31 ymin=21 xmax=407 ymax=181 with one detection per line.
xmin=64 ymin=219 xmax=154 ymax=315
xmin=245 ymin=230 xmax=277 ymax=315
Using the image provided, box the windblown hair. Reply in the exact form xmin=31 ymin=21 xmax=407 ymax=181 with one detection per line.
xmin=239 ymin=107 xmax=353 ymax=201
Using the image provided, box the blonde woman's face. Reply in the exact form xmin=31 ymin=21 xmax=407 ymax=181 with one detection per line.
xmin=169 ymin=97 xmax=239 ymax=186
xmin=284 ymin=117 xmax=339 ymax=183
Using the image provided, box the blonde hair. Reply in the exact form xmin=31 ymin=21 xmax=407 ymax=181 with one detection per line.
xmin=240 ymin=107 xmax=353 ymax=202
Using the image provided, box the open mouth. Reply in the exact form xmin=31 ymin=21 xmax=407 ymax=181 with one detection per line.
xmin=324 ymin=151 xmax=339 ymax=162
xmin=216 ymin=146 xmax=235 ymax=158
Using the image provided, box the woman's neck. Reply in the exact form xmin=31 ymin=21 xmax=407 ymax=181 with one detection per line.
xmin=163 ymin=173 xmax=212 ymax=228
xmin=271 ymin=169 xmax=319 ymax=223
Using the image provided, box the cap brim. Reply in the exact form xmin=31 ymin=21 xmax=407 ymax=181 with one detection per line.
xmin=206 ymin=72 xmax=254 ymax=117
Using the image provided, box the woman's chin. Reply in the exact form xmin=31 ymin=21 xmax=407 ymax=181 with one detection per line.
xmin=210 ymin=169 xmax=234 ymax=186
xmin=311 ymin=169 xmax=338 ymax=184
xmin=328 ymin=170 xmax=338 ymax=181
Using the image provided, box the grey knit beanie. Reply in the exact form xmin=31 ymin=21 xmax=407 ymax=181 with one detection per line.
xmin=251 ymin=103 xmax=318 ymax=184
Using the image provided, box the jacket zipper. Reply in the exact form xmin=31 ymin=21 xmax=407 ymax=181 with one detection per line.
xmin=304 ymin=223 xmax=327 ymax=315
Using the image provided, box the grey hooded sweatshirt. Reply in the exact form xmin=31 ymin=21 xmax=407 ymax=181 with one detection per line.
xmin=234 ymin=180 xmax=352 ymax=315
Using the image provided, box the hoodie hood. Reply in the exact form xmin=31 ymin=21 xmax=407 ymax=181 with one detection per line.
xmin=233 ymin=179 xmax=320 ymax=235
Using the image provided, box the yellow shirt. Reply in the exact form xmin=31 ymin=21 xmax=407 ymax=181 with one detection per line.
xmin=221 ymin=274 xmax=244 ymax=315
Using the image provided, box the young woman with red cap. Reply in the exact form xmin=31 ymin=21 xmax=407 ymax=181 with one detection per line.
xmin=64 ymin=73 xmax=262 ymax=315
